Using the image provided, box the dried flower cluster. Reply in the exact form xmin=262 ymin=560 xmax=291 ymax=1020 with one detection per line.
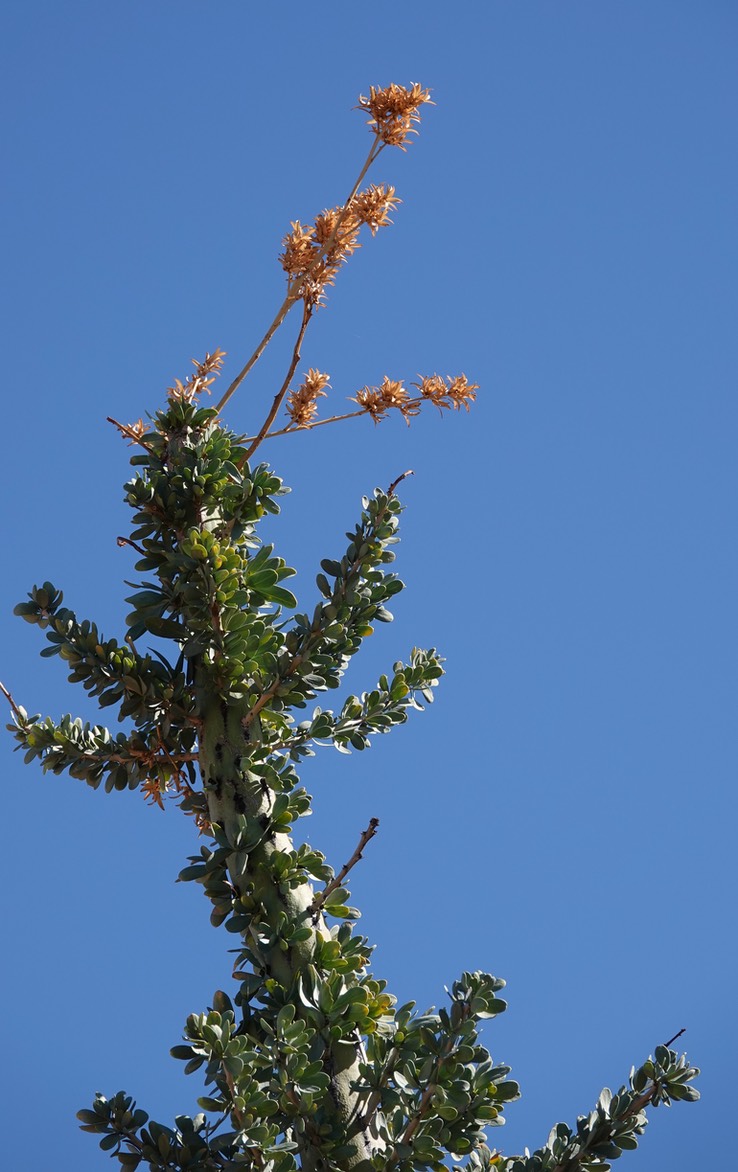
xmin=350 ymin=184 xmax=402 ymax=234
xmin=414 ymin=373 xmax=479 ymax=413
xmin=352 ymin=373 xmax=479 ymax=424
xmin=285 ymin=369 xmax=331 ymax=428
xmin=109 ymin=417 xmax=148 ymax=445
xmin=354 ymin=377 xmax=417 ymax=423
xmin=280 ymin=184 xmax=400 ymax=306
xmin=357 ymin=82 xmax=433 ymax=148
xmin=168 ymin=348 xmax=226 ymax=402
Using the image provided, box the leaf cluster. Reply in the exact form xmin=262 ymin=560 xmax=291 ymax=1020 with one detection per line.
xmin=495 ymin=1046 xmax=699 ymax=1172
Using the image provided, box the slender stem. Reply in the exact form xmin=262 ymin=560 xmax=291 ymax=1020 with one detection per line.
xmin=239 ymin=300 xmax=312 ymax=466
xmin=234 ymin=392 xmax=442 ymax=448
xmin=663 ymin=1028 xmax=685 ymax=1048
xmin=384 ymin=1022 xmax=464 ymax=1171
xmin=0 ymin=679 xmax=23 ymax=721
xmin=215 ymin=137 xmax=385 ymax=416
xmin=348 ymin=1044 xmax=400 ymax=1134
xmin=310 ymin=818 xmax=379 ymax=915
xmin=116 ymin=535 xmax=147 ymax=556
xmin=387 ymin=469 xmax=414 ymax=496
xmin=45 ymin=744 xmax=199 ymax=768
xmin=243 ymin=408 xmax=368 ymax=444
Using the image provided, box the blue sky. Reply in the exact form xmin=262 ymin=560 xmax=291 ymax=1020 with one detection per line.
xmin=1 ymin=2 xmax=735 ymax=1169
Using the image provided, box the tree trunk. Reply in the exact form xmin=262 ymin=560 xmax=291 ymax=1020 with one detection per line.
xmin=198 ymin=685 xmax=379 ymax=1171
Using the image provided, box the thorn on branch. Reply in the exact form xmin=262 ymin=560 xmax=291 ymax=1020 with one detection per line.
xmin=310 ymin=817 xmax=380 ymax=917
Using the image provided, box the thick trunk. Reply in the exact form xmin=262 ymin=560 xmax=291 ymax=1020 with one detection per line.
xmin=198 ymin=686 xmax=378 ymax=1171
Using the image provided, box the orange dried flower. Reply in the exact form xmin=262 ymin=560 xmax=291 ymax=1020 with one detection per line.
xmin=280 ymin=209 xmax=362 ymax=305
xmin=280 ymin=221 xmax=316 ymax=279
xmin=353 ymin=376 xmax=418 ymax=424
xmin=353 ymin=387 xmax=387 ymax=422
xmin=445 ymin=374 xmax=479 ymax=411
xmin=415 ymin=374 xmax=448 ymax=410
xmin=109 ymin=417 xmax=148 ymax=445
xmin=414 ymin=373 xmax=479 ymax=413
xmin=168 ymin=349 xmax=226 ymax=402
xmin=280 ymin=185 xmax=399 ymax=306
xmin=357 ymin=83 xmax=433 ymax=148
xmin=379 ymin=376 xmax=411 ymax=412
xmin=286 ymin=369 xmax=331 ymax=428
xmin=349 ymin=184 xmax=401 ymax=234
xmin=141 ymin=776 xmax=165 ymax=809
xmin=313 ymin=206 xmax=362 ymax=273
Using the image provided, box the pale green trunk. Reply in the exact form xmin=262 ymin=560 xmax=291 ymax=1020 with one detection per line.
xmin=198 ymin=686 xmax=378 ymax=1171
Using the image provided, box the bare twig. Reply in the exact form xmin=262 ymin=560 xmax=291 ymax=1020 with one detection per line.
xmin=241 ymin=407 xmax=368 ymax=445
xmin=663 ymin=1028 xmax=686 ymax=1048
xmin=387 ymin=469 xmax=414 ymax=496
xmin=116 ymin=535 xmax=147 ymax=556
xmin=310 ymin=818 xmax=380 ymax=915
xmin=238 ymin=300 xmax=313 ymax=467
xmin=215 ymin=139 xmax=385 ymax=416
xmin=0 ymin=679 xmax=24 ymax=721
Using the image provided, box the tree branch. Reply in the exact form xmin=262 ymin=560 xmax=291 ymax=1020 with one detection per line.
xmin=663 ymin=1028 xmax=685 ymax=1048
xmin=215 ymin=138 xmax=385 ymax=416
xmin=387 ymin=469 xmax=414 ymax=496
xmin=310 ymin=818 xmax=379 ymax=916
xmin=239 ymin=299 xmax=313 ymax=466
xmin=0 ymin=679 xmax=23 ymax=722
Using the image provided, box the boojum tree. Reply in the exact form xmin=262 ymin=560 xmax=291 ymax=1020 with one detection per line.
xmin=2 ymin=85 xmax=698 ymax=1172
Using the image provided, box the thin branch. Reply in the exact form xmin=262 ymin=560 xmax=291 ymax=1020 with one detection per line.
xmin=232 ymin=386 xmax=469 ymax=449
xmin=155 ymin=726 xmax=198 ymax=783
xmin=387 ymin=469 xmax=414 ymax=496
xmin=107 ymin=416 xmax=156 ymax=454
xmin=0 ymin=679 xmax=24 ymax=721
xmin=663 ymin=1028 xmax=686 ymax=1048
xmin=116 ymin=535 xmax=147 ymax=556
xmin=384 ymin=1022 xmax=463 ymax=1171
xmin=241 ymin=407 xmax=369 ymax=445
xmin=310 ymin=818 xmax=379 ymax=915
xmin=215 ymin=138 xmax=385 ymax=416
xmin=348 ymin=1043 xmax=400 ymax=1135
xmin=239 ymin=299 xmax=313 ymax=466
xmin=109 ymin=749 xmax=200 ymax=766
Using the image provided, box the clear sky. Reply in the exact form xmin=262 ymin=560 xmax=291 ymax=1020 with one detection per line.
xmin=1 ymin=3 xmax=735 ymax=1169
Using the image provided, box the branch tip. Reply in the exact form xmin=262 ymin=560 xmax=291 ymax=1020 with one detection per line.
xmin=387 ymin=470 xmax=414 ymax=496
xmin=663 ymin=1028 xmax=686 ymax=1048
xmin=310 ymin=818 xmax=380 ymax=916
xmin=0 ymin=679 xmax=23 ymax=720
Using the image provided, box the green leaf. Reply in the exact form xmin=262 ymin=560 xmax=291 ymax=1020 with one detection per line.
xmin=323 ymin=886 xmax=350 ymax=908
xmin=268 ymin=586 xmax=298 ymax=608
xmin=321 ymin=559 xmax=342 ymax=577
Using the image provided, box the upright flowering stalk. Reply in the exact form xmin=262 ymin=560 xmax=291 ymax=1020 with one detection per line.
xmin=2 ymin=85 xmax=698 ymax=1172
